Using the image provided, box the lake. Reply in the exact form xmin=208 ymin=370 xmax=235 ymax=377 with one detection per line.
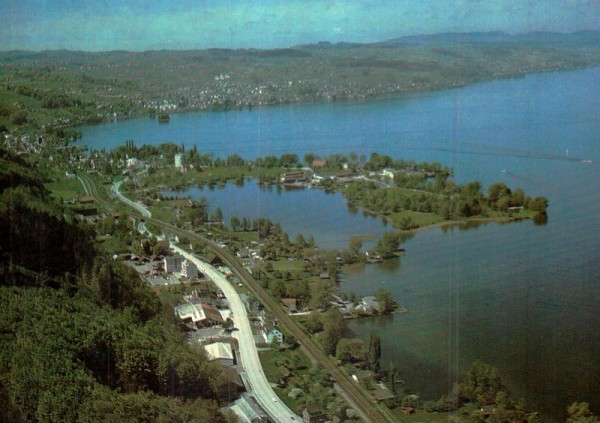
xmin=163 ymin=182 xmax=390 ymax=251
xmin=79 ymin=67 xmax=600 ymax=421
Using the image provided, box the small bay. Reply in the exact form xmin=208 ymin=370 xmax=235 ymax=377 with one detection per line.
xmin=163 ymin=182 xmax=389 ymax=251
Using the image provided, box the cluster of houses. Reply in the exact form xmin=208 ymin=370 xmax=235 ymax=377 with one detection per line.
xmin=279 ymin=293 xmax=384 ymax=318
xmin=168 ymin=267 xmax=343 ymax=422
xmin=172 ymin=284 xmax=308 ymax=422
xmin=351 ymin=370 xmax=397 ymax=406
xmin=276 ymin=161 xmax=443 ymax=193
xmin=381 ymin=167 xmax=437 ymax=180
xmin=164 ymin=254 xmax=200 ymax=279
xmin=176 ymin=300 xmax=225 ymax=329
xmin=279 ymin=167 xmax=358 ymax=188
xmin=236 ymin=246 xmax=257 ymax=261
xmin=222 ymin=392 xmax=329 ymax=423
xmin=2 ymin=132 xmax=46 ymax=155
xmin=119 ymin=252 xmax=206 ymax=286
xmin=224 ymin=394 xmax=330 ymax=423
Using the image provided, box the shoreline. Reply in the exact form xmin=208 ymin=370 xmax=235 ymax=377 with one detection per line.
xmin=153 ymin=176 xmax=536 ymax=242
xmin=72 ymin=64 xmax=600 ymax=136
xmin=402 ymin=214 xmax=527 ymax=235
xmin=350 ymin=199 xmax=533 ymax=236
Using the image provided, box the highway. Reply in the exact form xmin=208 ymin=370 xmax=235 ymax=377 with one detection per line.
xmin=112 ymin=176 xmax=299 ymax=421
xmin=81 ymin=174 xmax=395 ymax=423
xmin=171 ymin=245 xmax=299 ymax=422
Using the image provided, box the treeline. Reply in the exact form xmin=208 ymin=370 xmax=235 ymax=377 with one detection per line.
xmin=0 ymin=148 xmax=230 ymax=422
xmin=108 ymin=141 xmax=302 ymax=173
xmin=110 ymin=140 xmax=185 ymax=162
xmin=0 ymin=288 xmax=227 ymax=422
xmin=302 ymin=151 xmax=451 ymax=174
xmin=0 ymin=148 xmax=96 ymax=278
xmin=254 ymin=153 xmax=300 ymax=168
xmin=379 ymin=361 xmax=541 ymax=420
xmin=112 ymin=143 xmax=452 ymax=174
xmin=13 ymin=84 xmax=82 ymax=109
xmin=344 ymin=178 xmax=548 ymax=229
xmin=379 ymin=360 xmax=600 ymax=421
xmin=304 ymin=309 xmax=384 ymax=371
xmin=303 ymin=308 xmax=347 ymax=356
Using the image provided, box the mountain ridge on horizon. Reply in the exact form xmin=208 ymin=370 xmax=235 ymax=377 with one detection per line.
xmin=1 ymin=29 xmax=598 ymax=56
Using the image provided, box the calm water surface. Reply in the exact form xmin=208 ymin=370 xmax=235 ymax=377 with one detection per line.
xmin=164 ymin=182 xmax=389 ymax=251
xmin=79 ymin=67 xmax=600 ymax=421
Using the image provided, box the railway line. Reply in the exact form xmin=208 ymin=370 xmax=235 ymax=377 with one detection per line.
xmin=79 ymin=174 xmax=396 ymax=423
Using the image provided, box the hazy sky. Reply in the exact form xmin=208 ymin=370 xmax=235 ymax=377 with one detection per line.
xmin=1 ymin=0 xmax=599 ymax=51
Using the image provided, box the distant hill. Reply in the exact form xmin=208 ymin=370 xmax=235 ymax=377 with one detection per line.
xmin=368 ymin=30 xmax=600 ymax=47
xmin=1 ymin=31 xmax=598 ymax=57
xmin=1 ymin=31 xmax=600 ymax=132
xmin=294 ymin=31 xmax=600 ymax=49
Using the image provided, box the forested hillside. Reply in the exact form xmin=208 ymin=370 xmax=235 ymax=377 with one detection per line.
xmin=0 ymin=148 xmax=230 ymax=422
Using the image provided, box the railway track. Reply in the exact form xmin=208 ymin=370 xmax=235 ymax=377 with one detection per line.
xmin=79 ymin=174 xmax=396 ymax=423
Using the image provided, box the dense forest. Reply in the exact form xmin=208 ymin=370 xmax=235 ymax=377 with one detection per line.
xmin=0 ymin=148 xmax=231 ymax=422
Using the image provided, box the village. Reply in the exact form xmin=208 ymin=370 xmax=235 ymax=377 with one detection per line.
xmin=7 ymin=130 xmax=545 ymax=422
xmin=1 ymin=97 xmax=556 ymax=423
xmin=113 ymin=232 xmax=402 ymax=422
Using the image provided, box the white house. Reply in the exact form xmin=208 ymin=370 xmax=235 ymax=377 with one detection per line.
xmin=382 ymin=168 xmax=395 ymax=179
xmin=267 ymin=328 xmax=284 ymax=345
xmin=174 ymin=153 xmax=183 ymax=168
xmin=203 ymin=341 xmax=235 ymax=367
xmin=175 ymin=302 xmax=223 ymax=328
xmin=175 ymin=303 xmax=206 ymax=327
xmin=229 ymin=393 xmax=269 ymax=423
xmin=355 ymin=296 xmax=380 ymax=314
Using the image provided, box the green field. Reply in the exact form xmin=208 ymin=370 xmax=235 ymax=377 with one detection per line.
xmin=45 ymin=169 xmax=86 ymax=201
xmin=272 ymin=258 xmax=305 ymax=273
xmin=389 ymin=210 xmax=445 ymax=228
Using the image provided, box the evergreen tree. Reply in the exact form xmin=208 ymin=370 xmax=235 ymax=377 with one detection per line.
xmin=368 ymin=333 xmax=382 ymax=374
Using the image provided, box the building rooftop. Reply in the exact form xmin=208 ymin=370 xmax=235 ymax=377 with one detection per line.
xmin=361 ymin=296 xmax=379 ymax=310
xmin=175 ymin=303 xmax=205 ymax=324
xmin=232 ymin=393 xmax=268 ymax=422
xmin=202 ymin=303 xmax=225 ymax=323
xmin=372 ymin=384 xmax=395 ymax=402
xmin=203 ymin=341 xmax=234 ymax=361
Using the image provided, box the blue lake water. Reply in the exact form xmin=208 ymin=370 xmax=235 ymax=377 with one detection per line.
xmin=164 ymin=183 xmax=389 ymax=251
xmin=78 ymin=67 xmax=600 ymax=421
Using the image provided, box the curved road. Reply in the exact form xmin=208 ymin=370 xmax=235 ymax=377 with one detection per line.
xmin=171 ymin=246 xmax=299 ymax=422
xmin=81 ymin=174 xmax=395 ymax=423
xmin=112 ymin=179 xmax=152 ymax=217
xmin=111 ymin=177 xmax=299 ymax=421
